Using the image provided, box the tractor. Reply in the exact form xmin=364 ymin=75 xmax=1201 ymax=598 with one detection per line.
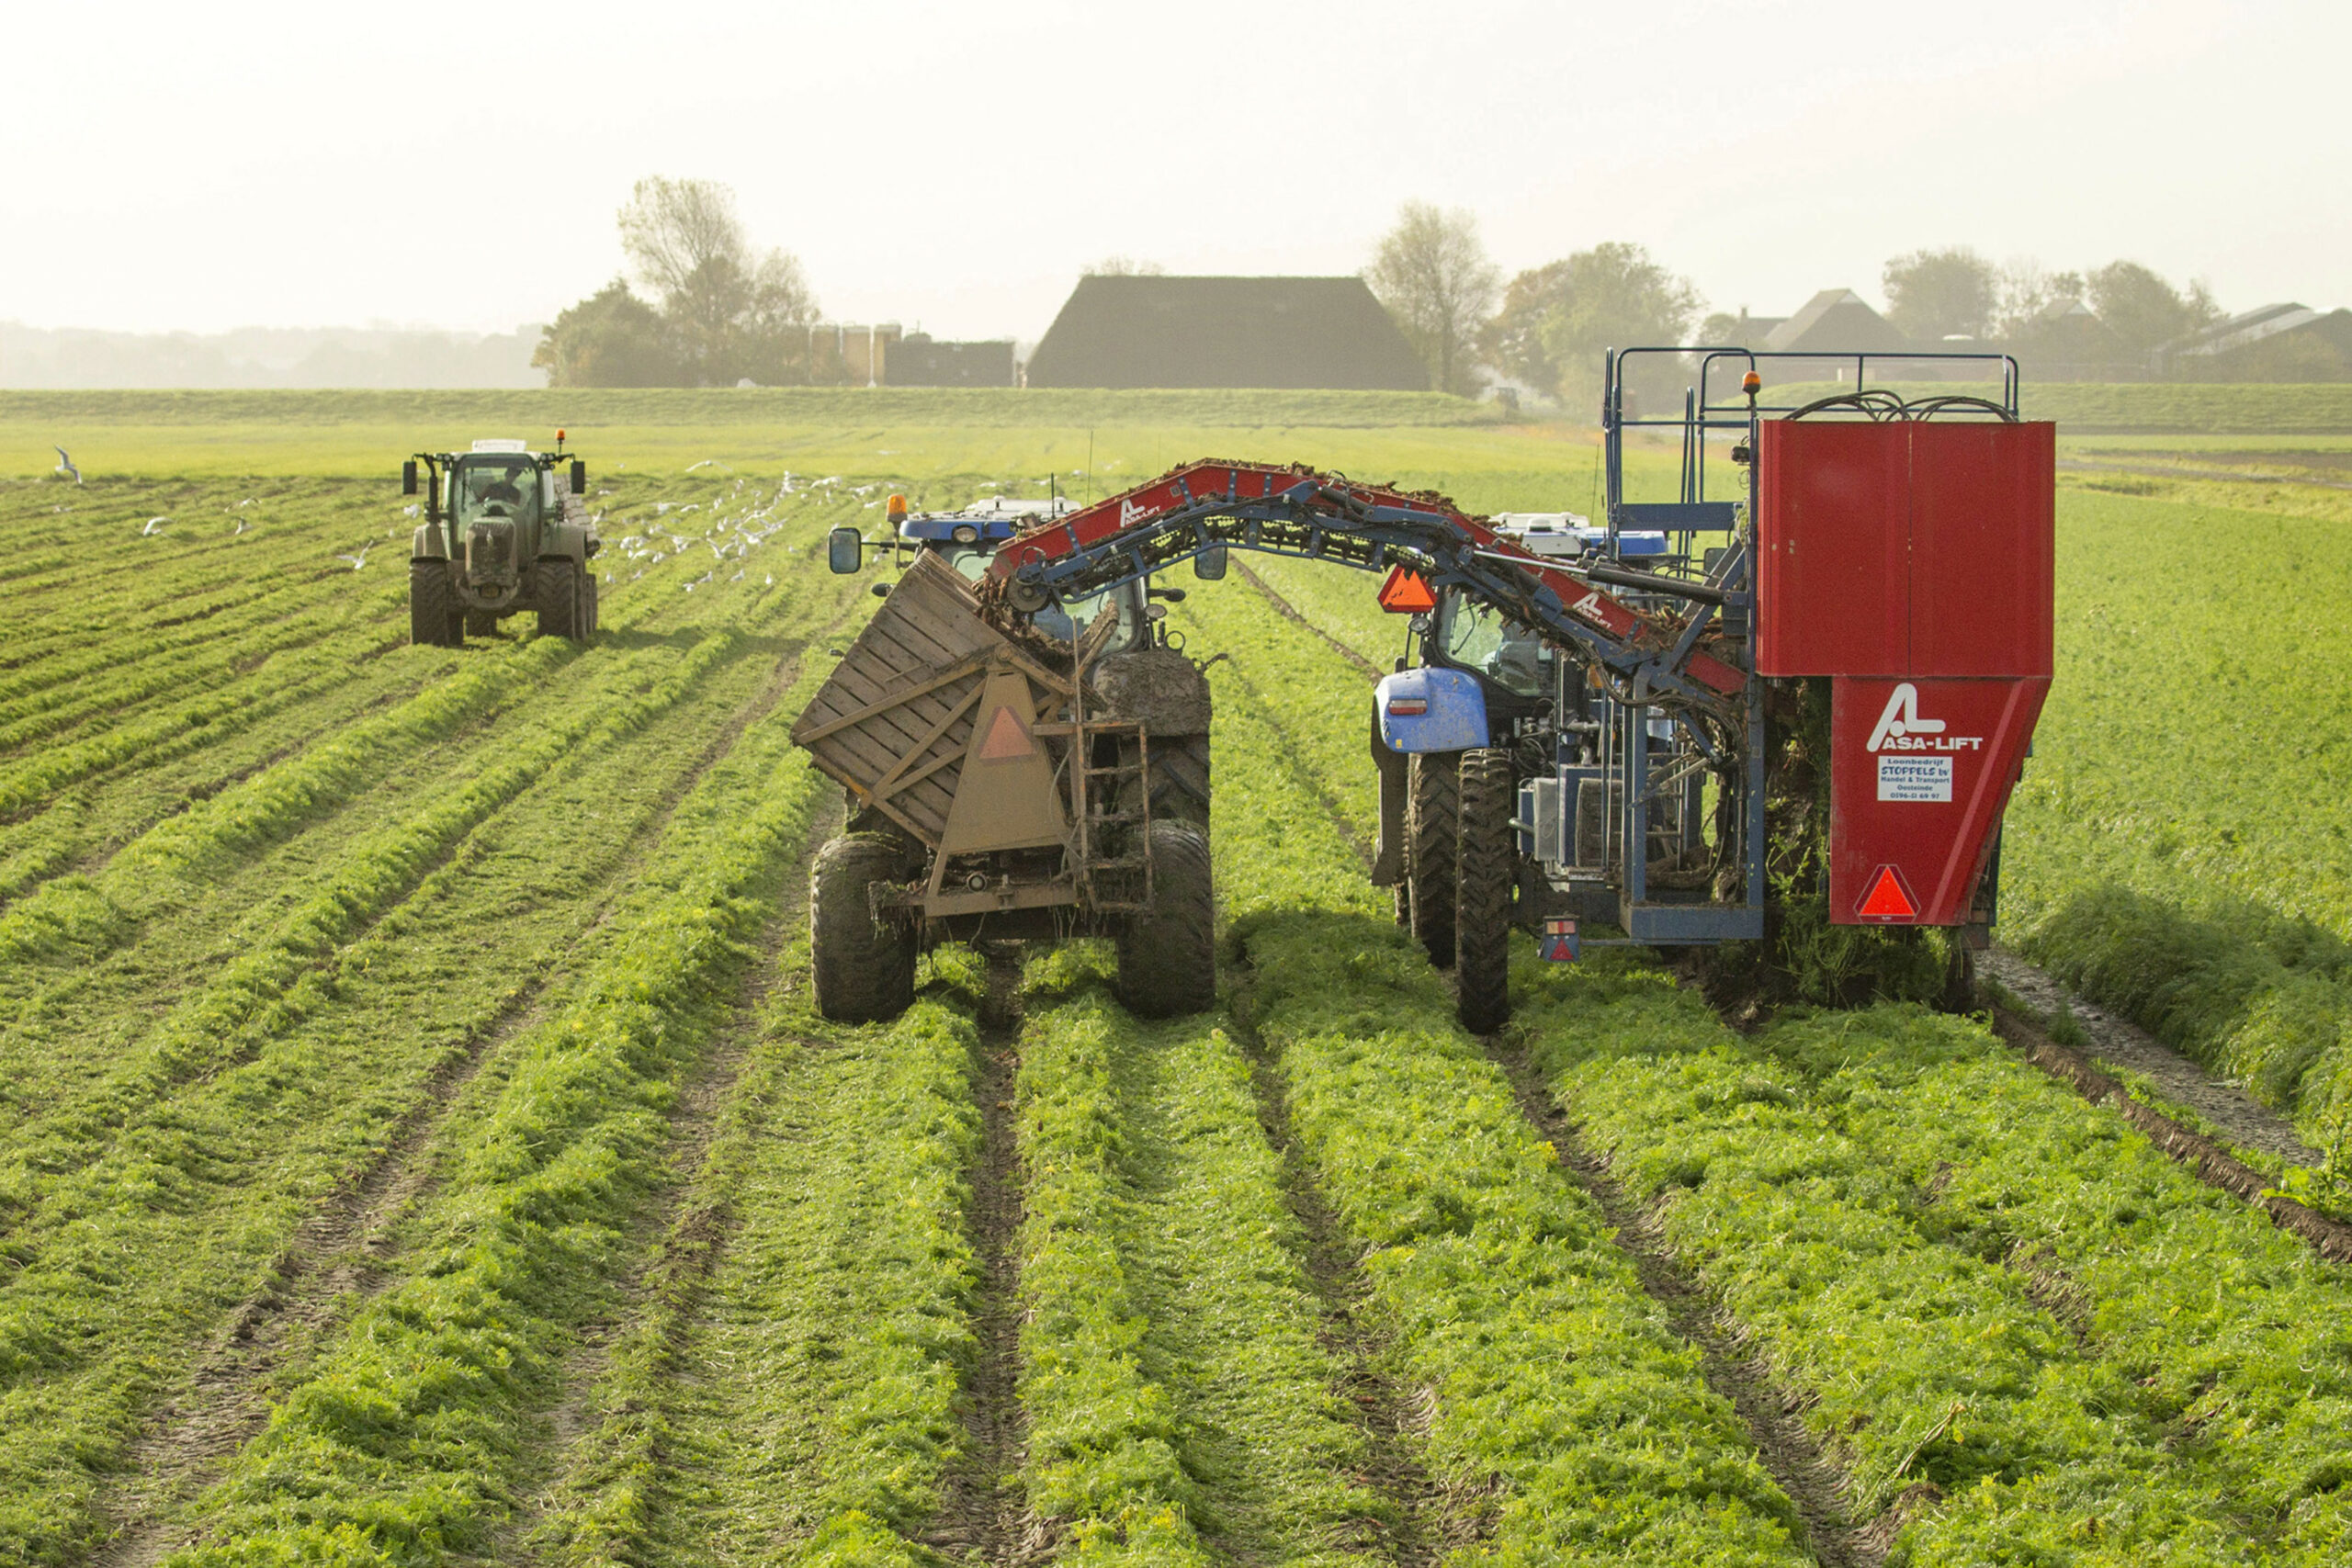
xmin=403 ymin=435 xmax=601 ymax=647
xmin=789 ymin=492 xmax=1219 ymax=1023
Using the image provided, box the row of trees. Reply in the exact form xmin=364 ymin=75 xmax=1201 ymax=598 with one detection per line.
xmin=536 ymin=179 xmax=825 ymax=389
xmin=1363 ymin=203 xmax=2230 ymax=400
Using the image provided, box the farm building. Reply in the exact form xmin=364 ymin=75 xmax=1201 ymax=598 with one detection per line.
xmin=1023 ymin=276 xmax=1429 ymax=390
xmin=887 ymin=333 xmax=1017 ymax=388
xmin=2157 ymin=302 xmax=2352 ymax=380
xmin=1761 ymin=289 xmax=1912 ymax=356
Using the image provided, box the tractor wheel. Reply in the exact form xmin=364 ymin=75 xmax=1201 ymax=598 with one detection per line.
xmin=537 ymin=558 xmax=581 ymax=640
xmin=465 ymin=610 xmax=500 ymax=638
xmin=582 ymin=572 xmax=600 ymax=638
xmin=1115 ymin=820 xmax=1216 ymax=1018
xmin=1150 ymin=733 xmax=1212 ymax=827
xmin=1455 ymin=748 xmax=1517 ymax=1033
xmin=811 ymin=833 xmax=918 ymax=1023
xmin=1407 ymin=750 xmax=1462 ymax=968
xmin=410 ymin=561 xmax=462 ymax=648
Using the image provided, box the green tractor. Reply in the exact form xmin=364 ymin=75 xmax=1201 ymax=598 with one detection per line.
xmin=403 ymin=435 xmax=602 ymax=647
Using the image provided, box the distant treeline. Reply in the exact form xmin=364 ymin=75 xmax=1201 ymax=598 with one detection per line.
xmin=0 ymin=322 xmax=542 ymax=390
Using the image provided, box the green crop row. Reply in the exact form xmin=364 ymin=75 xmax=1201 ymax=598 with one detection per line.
xmin=0 ymin=564 xmax=356 ymax=709
xmin=0 ymin=571 xmax=854 ymax=1563
xmin=2000 ymin=488 xmax=2352 ymax=1176
xmin=1759 ymin=1003 xmax=2352 ymax=1555
xmin=0 ymin=606 xmax=758 ymax=1198
xmin=1011 ymin=959 xmax=1385 ymax=1566
xmin=1198 ymin=625 xmax=1815 ymax=1562
xmin=535 ymin=969 xmax=987 ymax=1568
xmin=1512 ymin=958 xmax=2335 ymax=1562
xmin=143 ymin=632 xmax=849 ymax=1567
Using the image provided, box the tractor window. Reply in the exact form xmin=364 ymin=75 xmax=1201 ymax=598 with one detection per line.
xmin=1441 ymin=597 xmax=1549 ymax=697
xmin=1031 ymin=585 xmax=1140 ymax=651
xmin=455 ymin=460 xmax=539 ymax=528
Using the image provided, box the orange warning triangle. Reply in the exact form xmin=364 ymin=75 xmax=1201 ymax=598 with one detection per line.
xmin=976 ymin=703 xmax=1035 ymax=761
xmin=1857 ymin=864 xmax=1918 ymax=921
xmin=1377 ymin=565 xmax=1437 ymax=614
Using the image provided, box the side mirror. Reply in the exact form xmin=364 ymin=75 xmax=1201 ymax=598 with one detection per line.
xmin=828 ymin=526 xmax=864 ymax=574
xmin=402 ymin=460 xmax=419 ymax=497
xmin=1148 ymin=585 xmax=1187 ymax=603
xmin=1193 ymin=546 xmax=1227 ymax=581
xmin=570 ymin=459 xmax=587 ymax=495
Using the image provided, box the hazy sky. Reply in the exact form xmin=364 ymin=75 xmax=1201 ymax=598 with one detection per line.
xmin=8 ymin=0 xmax=2345 ymax=340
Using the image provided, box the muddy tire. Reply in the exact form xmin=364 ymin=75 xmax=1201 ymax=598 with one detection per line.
xmin=537 ymin=558 xmax=581 ymax=640
xmin=1150 ymin=733 xmax=1212 ymax=827
xmin=1407 ymin=750 xmax=1461 ymax=967
xmin=1115 ymin=820 xmax=1216 ymax=1018
xmin=1455 ymin=748 xmax=1516 ymax=1033
xmin=811 ymin=833 xmax=918 ymax=1023
xmin=410 ymin=561 xmax=462 ymax=648
xmin=583 ymin=572 xmax=600 ymax=637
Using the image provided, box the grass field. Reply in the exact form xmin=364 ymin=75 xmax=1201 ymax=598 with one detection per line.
xmin=1 ymin=391 xmax=2347 ymax=1566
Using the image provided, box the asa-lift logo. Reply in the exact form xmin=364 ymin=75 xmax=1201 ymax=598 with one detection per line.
xmin=1867 ymin=682 xmax=1984 ymax=753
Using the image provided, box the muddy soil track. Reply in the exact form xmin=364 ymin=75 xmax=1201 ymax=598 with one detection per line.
xmin=922 ymin=945 xmax=1042 ymax=1567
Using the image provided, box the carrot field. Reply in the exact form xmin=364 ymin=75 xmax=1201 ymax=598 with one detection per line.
xmin=2 ymin=391 xmax=2348 ymax=1567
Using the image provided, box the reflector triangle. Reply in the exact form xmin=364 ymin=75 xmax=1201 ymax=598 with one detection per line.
xmin=1378 ymin=565 xmax=1437 ymax=614
xmin=976 ymin=703 xmax=1034 ymax=761
xmin=1857 ymin=864 xmax=1917 ymax=921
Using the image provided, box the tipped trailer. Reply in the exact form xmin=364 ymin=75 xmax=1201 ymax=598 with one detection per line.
xmin=789 ymin=495 xmax=1216 ymax=1023
xmin=979 ymin=349 xmax=2053 ymax=1028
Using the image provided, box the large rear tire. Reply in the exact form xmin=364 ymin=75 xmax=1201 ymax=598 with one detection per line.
xmin=811 ymin=833 xmax=918 ymax=1023
xmin=1407 ymin=750 xmax=1461 ymax=968
xmin=1115 ymin=820 xmax=1216 ymax=1018
xmin=410 ymin=561 xmax=462 ymax=648
xmin=537 ymin=558 xmax=581 ymax=640
xmin=1455 ymin=748 xmax=1516 ymax=1033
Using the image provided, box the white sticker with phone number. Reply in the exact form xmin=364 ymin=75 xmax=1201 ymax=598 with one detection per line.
xmin=1878 ymin=755 xmax=1952 ymax=802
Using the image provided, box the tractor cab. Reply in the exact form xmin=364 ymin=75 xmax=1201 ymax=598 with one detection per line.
xmin=833 ymin=493 xmax=1159 ymax=654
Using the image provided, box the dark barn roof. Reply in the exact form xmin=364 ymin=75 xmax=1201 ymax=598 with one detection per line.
xmin=1024 ymin=275 xmax=1430 ymax=389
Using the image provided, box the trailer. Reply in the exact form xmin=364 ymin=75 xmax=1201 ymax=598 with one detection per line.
xmin=789 ymin=501 xmax=1216 ymax=1023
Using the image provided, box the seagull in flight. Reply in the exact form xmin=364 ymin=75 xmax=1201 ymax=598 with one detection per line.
xmin=142 ymin=517 xmax=168 ymax=536
xmin=53 ymin=446 xmax=81 ymax=484
xmin=334 ymin=543 xmax=373 ymax=570
xmin=685 ymin=458 xmax=734 ymax=473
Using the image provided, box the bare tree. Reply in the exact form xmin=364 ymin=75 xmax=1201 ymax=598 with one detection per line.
xmin=1365 ymin=201 xmax=1500 ymax=395
xmin=609 ymin=176 xmax=818 ymax=385
xmin=1993 ymin=258 xmax=2086 ymax=340
xmin=1084 ymin=256 xmax=1166 ymax=276
xmin=1883 ymin=246 xmax=1999 ymax=340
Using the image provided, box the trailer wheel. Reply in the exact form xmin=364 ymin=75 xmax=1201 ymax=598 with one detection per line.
xmin=1455 ymin=748 xmax=1516 ymax=1033
xmin=537 ymin=558 xmax=581 ymax=640
xmin=1115 ymin=820 xmax=1216 ymax=1018
xmin=812 ymin=833 xmax=917 ymax=1023
xmin=410 ymin=561 xmax=463 ymax=648
xmin=1407 ymin=750 xmax=1461 ymax=968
